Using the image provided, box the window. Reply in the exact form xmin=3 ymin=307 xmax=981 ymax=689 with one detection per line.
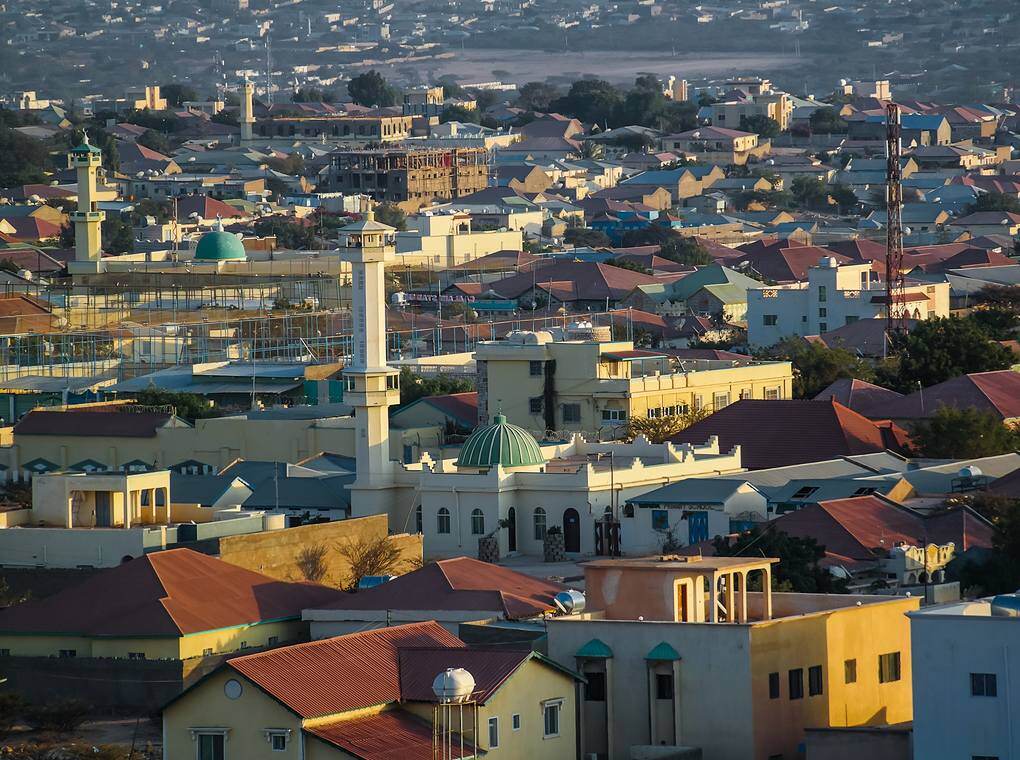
xmin=713 ymin=392 xmax=730 ymax=409
xmin=765 ymin=387 xmax=780 ymax=401
xmin=601 ymin=408 xmax=627 ymax=422
xmin=693 ymin=395 xmax=703 ymax=411
xmin=270 ymin=732 xmax=287 ymax=751
xmin=818 ymin=285 xmax=827 ymax=302
xmin=879 ymin=652 xmax=901 ymax=683
xmin=488 ymin=717 xmax=499 ymax=748
xmin=529 ymin=360 xmax=543 ymax=376
xmin=203 ymin=648 xmax=213 ymax=657
xmin=267 ymin=636 xmax=278 ymax=647
xmin=808 ymin=665 xmax=823 ymax=696
xmin=788 ymin=668 xmax=804 ymax=700
xmin=768 ymin=672 xmax=780 ymax=699
xmin=562 ymin=403 xmax=581 ymax=423
xmin=386 ymin=374 xmax=399 ymax=390
xmin=818 ymin=307 xmax=827 ymax=318
xmin=529 ymin=397 xmax=543 ymax=414
xmin=844 ymin=659 xmax=857 ymax=684
xmin=819 ymin=322 xmax=828 ymax=333
xmin=437 ymin=507 xmax=451 ymax=534
xmin=845 ymin=315 xmax=859 ymax=325
xmin=655 ymin=673 xmax=674 ymax=700
xmin=543 ymin=701 xmax=561 ymax=738
xmin=415 ymin=505 xmax=423 ymax=534
xmin=791 ymin=486 xmax=819 ymax=499
xmin=0 ymin=649 xmax=8 ymax=657
xmin=128 ymin=652 xmax=146 ymax=660
xmin=197 ymin=733 xmax=225 ymax=760
xmin=971 ymin=673 xmax=997 ymax=697
xmin=763 ymin=314 xmax=778 ymax=326
xmin=59 ymin=649 xmax=76 ymax=658
xmin=512 ymin=713 xmax=521 ymax=730
xmin=534 ymin=508 xmax=547 ymax=540
xmin=651 ymin=510 xmax=670 ymax=532
xmin=584 ymin=671 xmax=606 ymax=701
xmin=471 ymin=508 xmax=485 ymax=535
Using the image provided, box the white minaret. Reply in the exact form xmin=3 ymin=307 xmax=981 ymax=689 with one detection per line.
xmin=67 ymin=133 xmax=105 ymax=274
xmin=339 ymin=208 xmax=400 ymax=487
xmin=240 ymin=77 xmax=255 ymax=145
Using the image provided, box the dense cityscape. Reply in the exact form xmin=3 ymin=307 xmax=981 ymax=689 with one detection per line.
xmin=0 ymin=1 xmax=1019 ymax=758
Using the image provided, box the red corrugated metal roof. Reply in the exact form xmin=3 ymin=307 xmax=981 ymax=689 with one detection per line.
xmin=398 ymin=647 xmax=531 ymax=703
xmin=228 ymin=622 xmax=464 ymax=718
xmin=313 ymin=556 xmax=566 ymax=619
xmin=0 ymin=548 xmax=345 ymax=637
xmin=307 ymin=710 xmax=473 ymax=760
xmin=13 ymin=409 xmax=177 ymax=438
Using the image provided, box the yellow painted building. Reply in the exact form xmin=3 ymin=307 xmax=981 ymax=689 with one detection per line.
xmin=163 ymin=621 xmax=579 ymax=760
xmin=547 ymin=555 xmax=919 ymax=760
xmin=475 ymin=334 xmax=792 ymax=436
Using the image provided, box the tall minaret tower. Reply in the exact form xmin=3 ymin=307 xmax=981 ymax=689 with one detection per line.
xmin=68 ymin=133 xmax=105 ymax=274
xmin=339 ymin=207 xmax=400 ymax=488
xmin=240 ymin=77 xmax=255 ymax=145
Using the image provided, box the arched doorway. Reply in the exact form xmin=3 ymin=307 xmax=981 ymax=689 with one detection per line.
xmin=507 ymin=507 xmax=517 ymax=552
xmin=564 ymin=508 xmax=581 ymax=553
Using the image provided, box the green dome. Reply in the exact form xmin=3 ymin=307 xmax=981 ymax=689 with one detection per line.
xmin=455 ymin=413 xmax=545 ymax=469
xmin=195 ymin=229 xmax=246 ymax=261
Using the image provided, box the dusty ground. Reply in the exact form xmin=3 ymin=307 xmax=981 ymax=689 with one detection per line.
xmin=3 ymin=718 xmax=161 ymax=755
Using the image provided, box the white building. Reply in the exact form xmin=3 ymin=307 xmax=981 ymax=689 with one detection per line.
xmin=909 ymin=593 xmax=1020 ymax=760
xmin=746 ymin=257 xmax=950 ymax=347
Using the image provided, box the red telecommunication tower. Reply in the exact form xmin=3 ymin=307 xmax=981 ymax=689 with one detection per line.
xmin=885 ymin=102 xmax=906 ymax=338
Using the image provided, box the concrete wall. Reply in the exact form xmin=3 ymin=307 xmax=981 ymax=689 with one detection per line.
xmin=0 ymin=525 xmax=155 ymax=568
xmin=217 ymin=514 xmax=422 ymax=587
xmin=805 ymin=726 xmax=911 ymax=760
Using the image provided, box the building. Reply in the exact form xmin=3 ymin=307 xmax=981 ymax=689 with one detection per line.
xmin=0 ymin=548 xmax=343 ymax=709
xmin=746 ymin=257 xmax=950 ymax=347
xmin=402 ymin=85 xmax=445 ymax=118
xmin=255 ymin=113 xmax=413 ymax=142
xmin=162 ymin=621 xmax=579 ymax=760
xmin=474 ymin=332 xmax=792 ymax=436
xmin=711 ymin=90 xmax=793 ymax=131
xmin=304 ymin=555 xmax=566 ymax=637
xmin=393 ymin=212 xmax=523 ymax=269
xmin=661 ymin=126 xmax=771 ymax=165
xmin=546 ymin=555 xmax=919 ymax=760
xmin=67 ymin=136 xmax=105 ymax=275
xmin=909 ymin=593 xmax=1020 ymax=760
xmin=326 ymin=148 xmax=488 ymax=211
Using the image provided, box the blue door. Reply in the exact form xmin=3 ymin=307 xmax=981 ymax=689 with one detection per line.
xmin=95 ymin=491 xmax=112 ymax=527
xmin=688 ymin=512 xmax=709 ymax=545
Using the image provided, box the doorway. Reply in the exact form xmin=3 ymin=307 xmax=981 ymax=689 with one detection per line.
xmin=507 ymin=507 xmax=517 ymax=552
xmin=564 ymin=508 xmax=581 ymax=553
xmin=95 ymin=491 xmax=112 ymax=527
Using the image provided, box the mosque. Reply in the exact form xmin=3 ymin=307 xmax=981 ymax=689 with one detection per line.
xmin=338 ymin=213 xmax=748 ymax=560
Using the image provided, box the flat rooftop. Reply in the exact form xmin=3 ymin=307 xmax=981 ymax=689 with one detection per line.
xmin=581 ymin=555 xmax=778 ymax=572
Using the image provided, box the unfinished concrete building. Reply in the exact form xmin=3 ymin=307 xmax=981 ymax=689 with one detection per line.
xmin=325 ymin=148 xmax=488 ymax=211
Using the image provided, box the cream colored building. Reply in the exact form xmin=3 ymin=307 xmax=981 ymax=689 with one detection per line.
xmin=393 ymin=213 xmax=524 ymax=269
xmin=547 ymin=556 xmax=919 ymax=760
xmin=474 ymin=332 xmax=793 ymax=437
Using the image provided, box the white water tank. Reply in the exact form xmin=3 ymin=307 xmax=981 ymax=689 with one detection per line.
xmin=432 ymin=668 xmax=475 ymax=703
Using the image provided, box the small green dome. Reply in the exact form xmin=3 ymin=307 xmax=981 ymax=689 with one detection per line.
xmin=455 ymin=413 xmax=545 ymax=469
xmin=195 ymin=229 xmax=246 ymax=261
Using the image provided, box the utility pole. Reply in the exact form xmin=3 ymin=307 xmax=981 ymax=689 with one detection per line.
xmin=885 ymin=102 xmax=905 ymax=339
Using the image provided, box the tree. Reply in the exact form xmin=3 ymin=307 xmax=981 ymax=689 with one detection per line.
xmin=964 ymin=192 xmax=1020 ymax=215
xmin=624 ymin=408 xmax=710 ymax=443
xmin=440 ymin=104 xmax=480 ymax=124
xmin=374 ymin=204 xmax=407 ymax=230
xmin=910 ymin=406 xmax=1020 ymax=459
xmin=254 ymin=217 xmax=314 ymax=249
xmin=134 ymin=388 xmax=220 ymax=420
xmin=606 ymin=258 xmax=650 ymax=273
xmin=888 ymin=317 xmax=1014 ymax=391
xmin=739 ymin=114 xmax=781 ymax=138
xmin=347 ymin=70 xmax=398 ymax=107
xmin=829 ymin=183 xmax=858 ymax=214
xmin=791 ymin=176 xmax=829 ymax=209
xmin=292 ymin=87 xmax=336 ymax=103
xmin=516 ymin=81 xmax=559 ymax=112
xmin=337 ymin=534 xmax=407 ymax=592
xmin=764 ymin=338 xmax=875 ymax=398
xmin=564 ymin=227 xmax=611 ymax=248
xmin=60 ymin=216 xmax=136 ymax=254
xmin=398 ymin=367 xmax=474 ymax=407
xmin=0 ymin=125 xmax=50 ymax=186
xmin=266 ymin=153 xmax=306 ymax=176
xmin=713 ymin=527 xmax=849 ymax=593
xmin=809 ymin=107 xmax=848 ymax=134
xmin=160 ymin=83 xmax=198 ymax=107
xmin=968 ymin=306 xmax=1019 ymax=341
xmin=549 ymin=79 xmax=622 ymax=125
xmin=950 ymin=494 xmax=1020 ymax=596
xmin=659 ymin=235 xmax=712 ymax=266
xmin=137 ymin=128 xmax=172 ymax=155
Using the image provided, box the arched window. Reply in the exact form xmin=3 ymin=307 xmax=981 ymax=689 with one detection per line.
xmin=415 ymin=504 xmax=423 ymax=534
xmin=437 ymin=508 xmax=451 ymax=534
xmin=534 ymin=507 xmax=547 ymax=541
xmin=471 ymin=509 xmax=485 ymax=535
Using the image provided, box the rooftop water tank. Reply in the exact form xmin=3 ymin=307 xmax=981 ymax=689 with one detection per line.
xmin=554 ymin=589 xmax=586 ymax=615
xmin=818 ymin=256 xmax=839 ymax=268
xmin=432 ymin=668 xmax=476 ymax=703
xmin=960 ymin=465 xmax=983 ymax=479
xmin=990 ymin=592 xmax=1020 ymax=618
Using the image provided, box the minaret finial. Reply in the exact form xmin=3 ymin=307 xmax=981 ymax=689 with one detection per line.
xmin=214 ymin=214 xmax=224 ymax=232
xmin=82 ymin=129 xmax=90 ymax=146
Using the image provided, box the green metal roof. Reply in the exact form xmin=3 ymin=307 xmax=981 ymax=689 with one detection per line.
xmin=455 ymin=413 xmax=545 ymax=469
xmin=194 ymin=230 xmax=246 ymax=261
xmin=645 ymin=641 xmax=682 ymax=661
xmin=576 ymin=638 xmax=613 ymax=659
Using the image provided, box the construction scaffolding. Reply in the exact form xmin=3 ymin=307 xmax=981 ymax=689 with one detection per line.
xmin=328 ymin=148 xmax=488 ymax=207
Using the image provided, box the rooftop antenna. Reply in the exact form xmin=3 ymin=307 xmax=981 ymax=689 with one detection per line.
xmin=266 ymin=35 xmax=274 ymax=106
xmin=884 ymin=102 xmax=905 ymax=340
